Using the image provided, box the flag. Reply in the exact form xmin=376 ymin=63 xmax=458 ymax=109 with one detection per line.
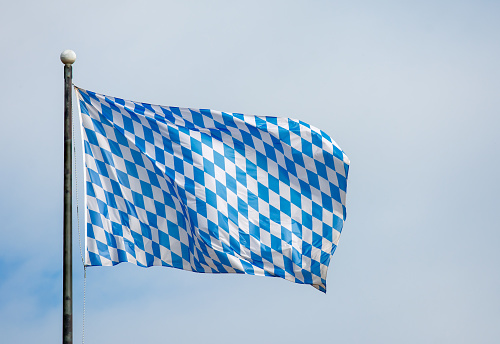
xmin=75 ymin=87 xmax=349 ymax=292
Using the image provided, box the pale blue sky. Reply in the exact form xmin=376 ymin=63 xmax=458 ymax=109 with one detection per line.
xmin=1 ymin=1 xmax=499 ymax=343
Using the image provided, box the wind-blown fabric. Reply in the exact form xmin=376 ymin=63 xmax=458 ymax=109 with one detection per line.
xmin=75 ymin=87 xmax=349 ymax=292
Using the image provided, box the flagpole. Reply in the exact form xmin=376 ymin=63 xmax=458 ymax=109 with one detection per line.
xmin=61 ymin=50 xmax=76 ymax=344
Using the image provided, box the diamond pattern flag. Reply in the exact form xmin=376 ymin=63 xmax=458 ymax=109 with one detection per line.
xmin=75 ymin=86 xmax=350 ymax=292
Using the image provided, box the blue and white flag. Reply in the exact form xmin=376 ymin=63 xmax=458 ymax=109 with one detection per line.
xmin=75 ymin=87 xmax=349 ymax=292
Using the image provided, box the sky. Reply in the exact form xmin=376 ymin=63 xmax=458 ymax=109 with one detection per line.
xmin=0 ymin=0 xmax=499 ymax=343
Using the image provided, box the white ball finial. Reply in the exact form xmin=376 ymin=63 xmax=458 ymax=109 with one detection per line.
xmin=60 ymin=50 xmax=76 ymax=64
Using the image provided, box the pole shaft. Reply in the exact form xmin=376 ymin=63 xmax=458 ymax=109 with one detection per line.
xmin=63 ymin=64 xmax=73 ymax=344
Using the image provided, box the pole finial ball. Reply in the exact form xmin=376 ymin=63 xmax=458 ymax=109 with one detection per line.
xmin=60 ymin=50 xmax=76 ymax=65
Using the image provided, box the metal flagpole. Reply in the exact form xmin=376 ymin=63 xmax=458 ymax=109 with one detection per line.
xmin=61 ymin=49 xmax=76 ymax=344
